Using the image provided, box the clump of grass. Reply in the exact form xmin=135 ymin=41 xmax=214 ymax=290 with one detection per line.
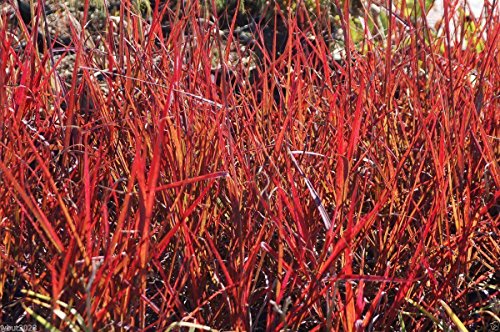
xmin=0 ymin=0 xmax=498 ymax=330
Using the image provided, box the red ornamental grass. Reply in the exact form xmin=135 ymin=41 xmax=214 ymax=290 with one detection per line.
xmin=0 ymin=0 xmax=498 ymax=330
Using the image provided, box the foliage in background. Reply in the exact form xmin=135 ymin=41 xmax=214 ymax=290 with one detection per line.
xmin=0 ymin=0 xmax=498 ymax=330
